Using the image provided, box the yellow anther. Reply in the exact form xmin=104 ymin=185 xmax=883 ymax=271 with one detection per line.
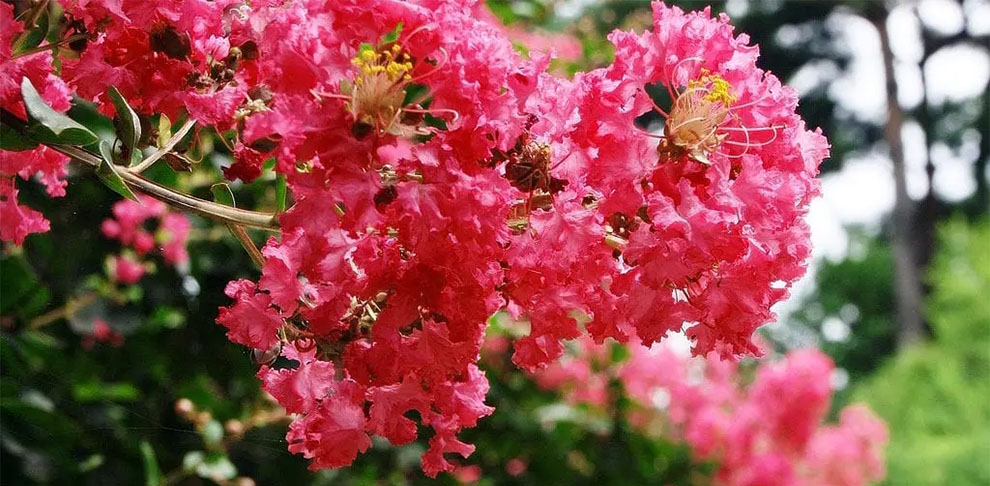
xmin=689 ymin=69 xmax=737 ymax=106
xmin=342 ymin=29 xmax=437 ymax=138
xmin=704 ymin=75 xmax=736 ymax=105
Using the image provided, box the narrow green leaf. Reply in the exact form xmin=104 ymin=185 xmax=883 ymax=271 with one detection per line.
xmin=275 ymin=173 xmax=287 ymax=213
xmin=157 ymin=114 xmax=172 ymax=148
xmin=0 ymin=122 xmax=39 ymax=151
xmin=139 ymin=441 xmax=162 ymax=486
xmin=382 ymin=22 xmax=403 ymax=44
xmin=72 ymin=381 xmax=140 ymax=402
xmin=210 ymin=183 xmax=236 ymax=207
xmin=108 ymin=86 xmax=142 ymax=166
xmin=21 ymin=78 xmax=97 ymax=146
xmin=96 ymin=140 xmax=139 ymax=201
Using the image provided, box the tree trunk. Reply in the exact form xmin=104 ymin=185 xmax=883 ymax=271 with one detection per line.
xmin=870 ymin=8 xmax=927 ymax=348
xmin=914 ymin=9 xmax=942 ymax=309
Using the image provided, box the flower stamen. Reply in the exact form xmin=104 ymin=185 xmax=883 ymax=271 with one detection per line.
xmin=650 ymin=66 xmax=785 ymax=165
xmin=339 ymin=31 xmax=457 ymax=139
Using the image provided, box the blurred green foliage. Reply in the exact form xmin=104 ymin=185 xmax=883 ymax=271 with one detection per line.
xmin=784 ymin=232 xmax=897 ymax=383
xmin=853 ymin=219 xmax=990 ymax=486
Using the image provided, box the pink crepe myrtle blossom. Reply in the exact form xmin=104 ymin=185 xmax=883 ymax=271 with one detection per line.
xmin=101 ymin=196 xmax=190 ymax=284
xmin=82 ymin=318 xmax=125 ymax=349
xmin=0 ymin=3 xmax=72 ymax=245
xmin=532 ymin=338 xmax=888 ymax=486
xmin=111 ymin=254 xmax=146 ymax=284
xmin=3 ymin=0 xmax=830 ymax=477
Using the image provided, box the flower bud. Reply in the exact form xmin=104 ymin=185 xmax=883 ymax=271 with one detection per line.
xmin=174 ymin=398 xmax=195 ymax=417
xmin=225 ymin=419 xmax=245 ymax=436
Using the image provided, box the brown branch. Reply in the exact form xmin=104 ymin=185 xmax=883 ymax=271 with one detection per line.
xmin=12 ymin=34 xmax=88 ymax=60
xmin=29 ymin=291 xmax=98 ymax=329
xmin=54 ymin=143 xmax=281 ymax=230
xmin=225 ymin=222 xmax=266 ymax=268
xmin=2 ymin=108 xmax=280 ymax=231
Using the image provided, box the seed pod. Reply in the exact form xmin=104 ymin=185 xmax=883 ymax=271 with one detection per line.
xmin=239 ymin=40 xmax=260 ymax=61
xmin=351 ymin=121 xmax=374 ymax=140
xmin=66 ymin=19 xmax=90 ymax=52
xmin=248 ymin=84 xmax=274 ymax=105
xmin=149 ymin=25 xmax=191 ymax=60
xmin=504 ymin=159 xmax=543 ymax=192
xmin=163 ymin=152 xmax=194 ymax=172
xmin=374 ymin=185 xmax=398 ymax=208
xmin=606 ymin=212 xmax=633 ymax=239
xmin=248 ymin=135 xmax=281 ymax=153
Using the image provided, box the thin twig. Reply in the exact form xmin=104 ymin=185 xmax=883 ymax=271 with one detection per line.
xmin=130 ymin=118 xmax=196 ymax=173
xmin=25 ymin=0 xmax=49 ymax=29
xmin=29 ymin=291 xmax=98 ymax=329
xmin=225 ymin=223 xmax=266 ymax=268
xmin=12 ymin=34 xmax=87 ymax=60
xmin=56 ymin=143 xmax=279 ymax=229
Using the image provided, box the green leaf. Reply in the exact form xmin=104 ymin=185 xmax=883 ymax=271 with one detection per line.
xmin=140 ymin=441 xmax=162 ymax=486
xmin=275 ymin=173 xmax=287 ymax=213
xmin=78 ymin=454 xmax=105 ymax=473
xmin=382 ymin=22 xmax=403 ymax=44
xmin=96 ymin=140 xmax=139 ymax=201
xmin=21 ymin=78 xmax=97 ymax=146
xmin=12 ymin=11 xmax=49 ymax=53
xmin=157 ymin=114 xmax=172 ymax=148
xmin=403 ymin=83 xmax=431 ymax=106
xmin=210 ymin=183 xmax=235 ymax=207
xmin=72 ymin=381 xmax=140 ymax=402
xmin=108 ymin=86 xmax=142 ymax=166
xmin=423 ymin=113 xmax=448 ymax=131
xmin=149 ymin=306 xmax=186 ymax=329
xmin=0 ymin=121 xmax=39 ymax=151
xmin=0 ymin=255 xmax=49 ymax=318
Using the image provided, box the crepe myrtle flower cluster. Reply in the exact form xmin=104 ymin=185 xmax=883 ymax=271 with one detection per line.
xmin=101 ymin=196 xmax=191 ymax=284
xmin=531 ymin=338 xmax=888 ymax=486
xmin=1 ymin=0 xmax=827 ymax=476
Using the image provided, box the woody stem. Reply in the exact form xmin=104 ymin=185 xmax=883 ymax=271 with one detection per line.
xmin=2 ymin=108 xmax=280 ymax=231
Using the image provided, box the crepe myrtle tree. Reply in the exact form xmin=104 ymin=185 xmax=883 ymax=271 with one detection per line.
xmin=1 ymin=0 xmax=831 ymax=477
